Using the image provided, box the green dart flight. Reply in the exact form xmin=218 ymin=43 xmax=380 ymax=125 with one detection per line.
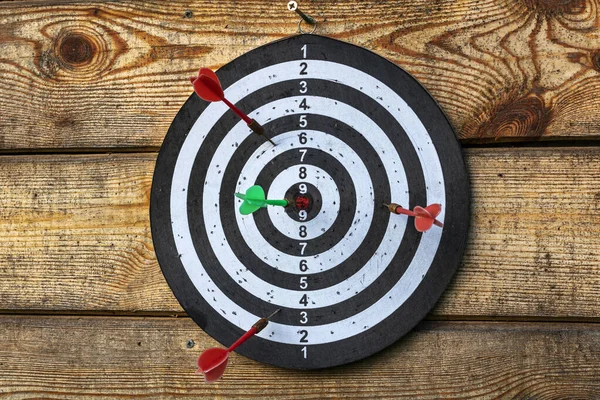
xmin=235 ymin=185 xmax=289 ymax=215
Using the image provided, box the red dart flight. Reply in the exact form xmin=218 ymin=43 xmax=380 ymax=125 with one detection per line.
xmin=385 ymin=203 xmax=444 ymax=232
xmin=190 ymin=68 xmax=275 ymax=145
xmin=197 ymin=309 xmax=280 ymax=382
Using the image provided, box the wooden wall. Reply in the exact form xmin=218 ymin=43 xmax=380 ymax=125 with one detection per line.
xmin=1 ymin=0 xmax=599 ymax=398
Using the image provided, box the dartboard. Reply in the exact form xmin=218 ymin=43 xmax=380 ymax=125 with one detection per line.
xmin=150 ymin=34 xmax=470 ymax=369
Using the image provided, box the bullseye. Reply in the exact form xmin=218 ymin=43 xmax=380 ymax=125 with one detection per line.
xmin=283 ymin=182 xmax=322 ymax=223
xmin=295 ymin=196 xmax=310 ymax=210
xmin=150 ymin=34 xmax=470 ymax=371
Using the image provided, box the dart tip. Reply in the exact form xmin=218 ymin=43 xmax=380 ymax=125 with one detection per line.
xmin=266 ymin=308 xmax=281 ymax=320
xmin=382 ymin=203 xmax=389 ymax=208
xmin=268 ymin=138 xmax=276 ymax=145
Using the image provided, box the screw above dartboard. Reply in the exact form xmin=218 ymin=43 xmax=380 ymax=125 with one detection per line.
xmin=287 ymin=1 xmax=316 ymax=25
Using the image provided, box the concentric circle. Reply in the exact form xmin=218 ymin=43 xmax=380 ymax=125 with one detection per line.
xmin=267 ymin=167 xmax=334 ymax=239
xmin=151 ymin=34 xmax=470 ymax=369
xmin=283 ymin=182 xmax=323 ymax=222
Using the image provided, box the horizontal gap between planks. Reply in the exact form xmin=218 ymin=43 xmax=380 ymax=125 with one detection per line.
xmin=461 ymin=138 xmax=600 ymax=148
xmin=1 ymin=309 xmax=599 ymax=324
xmin=0 ymin=147 xmax=161 ymax=156
xmin=0 ymin=309 xmax=188 ymax=318
xmin=1 ymin=138 xmax=600 ymax=156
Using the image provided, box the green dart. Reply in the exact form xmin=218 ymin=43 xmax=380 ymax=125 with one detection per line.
xmin=235 ymin=185 xmax=289 ymax=215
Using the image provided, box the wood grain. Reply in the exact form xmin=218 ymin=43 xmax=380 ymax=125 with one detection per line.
xmin=1 ymin=0 xmax=600 ymax=151
xmin=0 ymin=153 xmax=180 ymax=312
xmin=1 ymin=147 xmax=599 ymax=318
xmin=0 ymin=316 xmax=598 ymax=399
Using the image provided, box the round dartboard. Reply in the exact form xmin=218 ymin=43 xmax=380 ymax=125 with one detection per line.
xmin=150 ymin=34 xmax=470 ymax=369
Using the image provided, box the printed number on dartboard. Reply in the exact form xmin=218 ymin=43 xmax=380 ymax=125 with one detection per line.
xmin=299 ymin=43 xmax=308 ymax=75
xmin=299 ymin=327 xmax=308 ymax=359
xmin=299 ymin=46 xmax=310 ymax=362
xmin=298 ymin=291 xmax=310 ymax=360
xmin=298 ymin=183 xmax=308 ymax=220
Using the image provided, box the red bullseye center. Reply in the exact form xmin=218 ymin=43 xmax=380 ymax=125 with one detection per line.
xmin=295 ymin=195 xmax=310 ymax=210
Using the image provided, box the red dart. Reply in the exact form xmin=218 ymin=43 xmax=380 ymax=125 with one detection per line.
xmin=196 ymin=309 xmax=280 ymax=382
xmin=190 ymin=68 xmax=275 ymax=145
xmin=384 ymin=203 xmax=444 ymax=232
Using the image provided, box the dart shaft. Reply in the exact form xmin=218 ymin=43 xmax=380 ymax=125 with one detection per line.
xmin=252 ymin=309 xmax=280 ymax=333
xmin=387 ymin=203 xmax=417 ymax=217
xmin=248 ymin=119 xmax=273 ymax=144
xmin=395 ymin=207 xmax=416 ymax=217
xmin=221 ymin=99 xmax=272 ymax=144
xmin=222 ymin=97 xmax=253 ymax=124
xmin=226 ymin=309 xmax=281 ymax=352
xmin=387 ymin=203 xmax=444 ymax=227
xmin=227 ymin=326 xmax=258 ymax=353
xmin=247 ymin=119 xmax=264 ymax=135
xmin=265 ymin=199 xmax=289 ymax=207
xmin=239 ymin=198 xmax=287 ymax=207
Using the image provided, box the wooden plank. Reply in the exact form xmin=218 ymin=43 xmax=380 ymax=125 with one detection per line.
xmin=1 ymin=147 xmax=599 ymax=318
xmin=1 ymin=0 xmax=600 ymax=151
xmin=0 ymin=316 xmax=599 ymax=398
xmin=0 ymin=153 xmax=182 ymax=312
xmin=437 ymin=146 xmax=600 ymax=319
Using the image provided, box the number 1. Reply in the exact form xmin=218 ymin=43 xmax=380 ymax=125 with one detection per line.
xmin=301 ymin=44 xmax=307 ymax=58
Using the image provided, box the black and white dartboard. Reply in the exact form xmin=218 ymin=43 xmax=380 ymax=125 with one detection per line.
xmin=151 ymin=34 xmax=470 ymax=369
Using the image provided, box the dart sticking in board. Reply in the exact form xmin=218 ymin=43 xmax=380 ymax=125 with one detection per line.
xmin=150 ymin=34 xmax=470 ymax=370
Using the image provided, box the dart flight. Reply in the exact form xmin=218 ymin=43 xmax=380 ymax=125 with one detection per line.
xmin=235 ymin=185 xmax=289 ymax=215
xmin=190 ymin=68 xmax=275 ymax=145
xmin=385 ymin=203 xmax=444 ymax=232
xmin=197 ymin=309 xmax=281 ymax=382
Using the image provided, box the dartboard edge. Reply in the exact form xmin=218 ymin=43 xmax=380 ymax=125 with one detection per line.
xmin=150 ymin=34 xmax=470 ymax=370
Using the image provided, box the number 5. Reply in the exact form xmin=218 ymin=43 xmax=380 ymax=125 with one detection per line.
xmin=300 ymin=277 xmax=308 ymax=289
xmin=299 ymin=115 xmax=307 ymax=128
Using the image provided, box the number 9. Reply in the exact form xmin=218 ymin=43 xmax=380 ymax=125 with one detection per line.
xmin=299 ymin=210 xmax=307 ymax=221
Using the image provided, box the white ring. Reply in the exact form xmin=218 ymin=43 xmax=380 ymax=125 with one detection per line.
xmin=201 ymin=99 xmax=405 ymax=307
xmin=233 ymin=129 xmax=373 ymax=273
xmin=202 ymin=113 xmax=401 ymax=309
xmin=200 ymin=115 xmax=398 ymax=313
xmin=265 ymin=166 xmax=339 ymax=240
